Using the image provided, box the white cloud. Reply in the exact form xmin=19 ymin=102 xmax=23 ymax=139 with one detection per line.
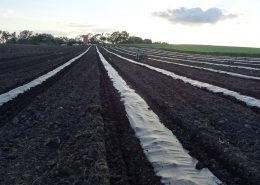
xmin=153 ymin=7 xmax=237 ymax=24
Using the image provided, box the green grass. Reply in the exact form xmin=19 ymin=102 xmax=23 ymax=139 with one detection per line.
xmin=118 ymin=43 xmax=260 ymax=57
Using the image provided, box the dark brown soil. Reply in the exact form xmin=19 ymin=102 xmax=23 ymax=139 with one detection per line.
xmin=0 ymin=47 xmax=110 ymax=185
xmin=123 ymin=47 xmax=260 ymax=71
xmin=0 ymin=46 xmax=161 ymax=185
xmin=100 ymin=47 xmax=260 ymax=185
xmin=2 ymin=44 xmax=259 ymax=185
xmin=0 ymin=44 xmax=72 ymax=59
xmin=0 ymin=47 xmax=87 ymax=128
xmin=113 ymin=48 xmax=260 ymax=99
xmin=0 ymin=45 xmax=85 ymax=94
xmin=118 ymin=47 xmax=260 ymax=77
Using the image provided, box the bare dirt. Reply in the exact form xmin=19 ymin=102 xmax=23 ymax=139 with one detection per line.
xmin=0 ymin=45 xmax=85 ymax=94
xmin=113 ymin=48 xmax=260 ymax=99
xmin=100 ymin=47 xmax=260 ymax=185
xmin=123 ymin=48 xmax=260 ymax=76
xmin=1 ymin=44 xmax=260 ymax=185
xmin=0 ymin=46 xmax=161 ymax=185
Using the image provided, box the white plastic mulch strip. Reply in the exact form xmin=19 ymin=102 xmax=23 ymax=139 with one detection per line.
xmin=112 ymin=48 xmax=260 ymax=81
xmin=103 ymin=47 xmax=260 ymax=108
xmin=121 ymin=47 xmax=260 ymax=64
xmin=234 ymin=61 xmax=260 ymax=66
xmin=0 ymin=46 xmax=91 ymax=106
xmin=97 ymin=46 xmax=221 ymax=185
xmin=117 ymin=47 xmax=260 ymax=68
xmin=116 ymin=47 xmax=136 ymax=54
xmin=150 ymin=58 xmax=260 ymax=80
xmin=148 ymin=54 xmax=260 ymax=70
xmin=112 ymin=48 xmax=135 ymax=56
xmin=117 ymin=47 xmax=260 ymax=70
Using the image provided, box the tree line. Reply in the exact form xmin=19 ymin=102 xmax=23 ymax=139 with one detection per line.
xmin=88 ymin=31 xmax=153 ymax=44
xmin=0 ymin=30 xmax=82 ymax=45
xmin=0 ymin=30 xmax=162 ymax=45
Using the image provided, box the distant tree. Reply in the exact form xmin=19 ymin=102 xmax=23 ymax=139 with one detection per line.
xmin=89 ymin=34 xmax=102 ymax=44
xmin=119 ymin=31 xmax=129 ymax=43
xmin=67 ymin=39 xmax=75 ymax=46
xmin=0 ymin=29 xmax=154 ymax=45
xmin=154 ymin=41 xmax=168 ymax=44
xmin=30 ymin=33 xmax=55 ymax=45
xmin=143 ymin=38 xmax=152 ymax=44
xmin=74 ymin=36 xmax=83 ymax=44
xmin=18 ymin=30 xmax=33 ymax=44
xmin=18 ymin=30 xmax=33 ymax=40
xmin=127 ymin=36 xmax=143 ymax=44
xmin=87 ymin=33 xmax=93 ymax=39
xmin=67 ymin=37 xmax=82 ymax=46
xmin=54 ymin=36 xmax=69 ymax=45
xmin=110 ymin=31 xmax=120 ymax=44
xmin=99 ymin=33 xmax=107 ymax=43
xmin=89 ymin=34 xmax=96 ymax=44
xmin=1 ymin=31 xmax=11 ymax=43
xmin=109 ymin=31 xmax=129 ymax=44
xmin=100 ymin=36 xmax=106 ymax=43
xmin=105 ymin=33 xmax=111 ymax=43
xmin=0 ymin=30 xmax=3 ymax=43
xmin=7 ymin=32 xmax=17 ymax=43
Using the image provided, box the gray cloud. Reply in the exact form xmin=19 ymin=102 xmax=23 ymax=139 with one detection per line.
xmin=153 ymin=7 xmax=237 ymax=24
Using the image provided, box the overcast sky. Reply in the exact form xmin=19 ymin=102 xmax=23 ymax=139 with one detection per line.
xmin=1 ymin=0 xmax=260 ymax=47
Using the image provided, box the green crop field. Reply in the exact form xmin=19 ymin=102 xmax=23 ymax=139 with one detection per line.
xmin=118 ymin=43 xmax=260 ymax=57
